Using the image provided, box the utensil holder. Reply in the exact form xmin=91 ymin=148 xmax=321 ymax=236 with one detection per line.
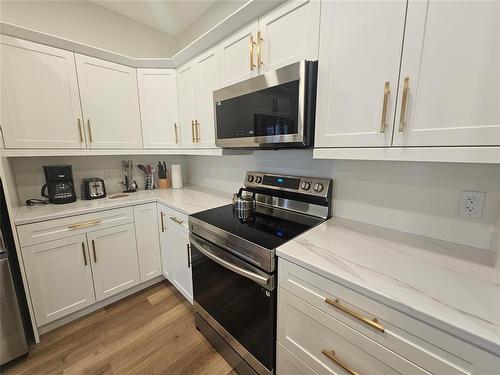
xmin=144 ymin=174 xmax=155 ymax=190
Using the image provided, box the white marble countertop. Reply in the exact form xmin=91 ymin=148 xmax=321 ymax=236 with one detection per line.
xmin=276 ymin=217 xmax=500 ymax=356
xmin=15 ymin=186 xmax=231 ymax=225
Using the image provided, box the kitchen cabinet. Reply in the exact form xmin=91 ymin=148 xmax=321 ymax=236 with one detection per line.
xmin=177 ymin=63 xmax=198 ymax=148
xmin=75 ymin=54 xmax=143 ymax=149
xmin=258 ymin=0 xmax=320 ymax=73
xmin=157 ymin=203 xmax=173 ymax=280
xmin=87 ymin=223 xmax=140 ymax=301
xmin=393 ymin=0 xmax=500 ymax=147
xmin=162 ymin=207 xmax=192 ymax=302
xmin=0 ymin=36 xmax=85 ymax=149
xmin=22 ymin=235 xmax=95 ymax=326
xmin=133 ymin=204 xmax=162 ymax=282
xmin=314 ymin=0 xmax=407 ymax=148
xmin=219 ymin=21 xmax=259 ymax=87
xmin=219 ymin=0 xmax=320 ymax=88
xmin=177 ymin=47 xmax=220 ymax=148
xmin=137 ymin=69 xmax=180 ymax=149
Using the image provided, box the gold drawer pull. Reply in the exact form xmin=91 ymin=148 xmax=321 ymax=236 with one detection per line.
xmin=380 ymin=81 xmax=390 ymax=133
xmin=325 ymin=298 xmax=385 ymax=333
xmin=398 ymin=76 xmax=410 ymax=132
xmin=160 ymin=212 xmax=166 ymax=232
xmin=249 ymin=34 xmax=256 ymax=70
xmin=322 ymin=349 xmax=361 ymax=375
xmin=169 ymin=216 xmax=183 ymax=225
xmin=68 ymin=220 xmax=102 ymax=230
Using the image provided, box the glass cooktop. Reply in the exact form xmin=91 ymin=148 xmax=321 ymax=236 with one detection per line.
xmin=190 ymin=204 xmax=323 ymax=250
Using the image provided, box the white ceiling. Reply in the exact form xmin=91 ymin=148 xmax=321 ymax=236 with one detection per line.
xmin=89 ymin=0 xmax=218 ymax=36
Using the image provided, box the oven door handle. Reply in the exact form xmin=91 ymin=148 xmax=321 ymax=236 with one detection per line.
xmin=190 ymin=236 xmax=272 ymax=288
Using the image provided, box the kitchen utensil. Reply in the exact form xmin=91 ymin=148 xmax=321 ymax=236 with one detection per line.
xmin=121 ymin=160 xmax=137 ymax=193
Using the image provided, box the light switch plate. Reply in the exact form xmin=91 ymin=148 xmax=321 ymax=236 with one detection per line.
xmin=459 ymin=191 xmax=485 ymax=218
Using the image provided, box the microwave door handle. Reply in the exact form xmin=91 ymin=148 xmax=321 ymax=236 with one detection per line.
xmin=190 ymin=236 xmax=271 ymax=288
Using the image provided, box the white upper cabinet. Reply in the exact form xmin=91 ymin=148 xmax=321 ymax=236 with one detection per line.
xmin=133 ymin=204 xmax=162 ymax=282
xmin=393 ymin=0 xmax=500 ymax=147
xmin=177 ymin=63 xmax=198 ymax=147
xmin=137 ymin=69 xmax=180 ymax=149
xmin=315 ymin=0 xmax=407 ymax=148
xmin=75 ymin=54 xmax=143 ymax=149
xmin=87 ymin=223 xmax=140 ymax=301
xmin=0 ymin=36 xmax=85 ymax=149
xmin=219 ymin=21 xmax=259 ymax=87
xmin=195 ymin=47 xmax=220 ymax=148
xmin=258 ymin=0 xmax=320 ymax=73
xmin=22 ymin=235 xmax=95 ymax=326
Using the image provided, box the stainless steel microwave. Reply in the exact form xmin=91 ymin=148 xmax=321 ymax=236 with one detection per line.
xmin=214 ymin=60 xmax=318 ymax=149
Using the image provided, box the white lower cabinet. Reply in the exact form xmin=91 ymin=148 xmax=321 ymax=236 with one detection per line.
xmin=158 ymin=205 xmax=193 ymax=302
xmin=22 ymin=235 xmax=96 ymax=326
xmin=277 ymin=258 xmax=500 ymax=375
xmin=133 ymin=204 xmax=162 ymax=282
xmin=87 ymin=223 xmax=140 ymax=301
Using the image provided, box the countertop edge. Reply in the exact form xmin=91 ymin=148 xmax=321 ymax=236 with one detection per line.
xmin=276 ymin=249 xmax=500 ymax=357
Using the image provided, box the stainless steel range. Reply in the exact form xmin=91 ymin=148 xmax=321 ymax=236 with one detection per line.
xmin=189 ymin=171 xmax=333 ymax=375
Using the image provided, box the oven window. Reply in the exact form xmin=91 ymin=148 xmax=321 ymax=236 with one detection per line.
xmin=191 ymin=243 xmax=275 ymax=370
xmin=216 ymin=80 xmax=299 ymax=139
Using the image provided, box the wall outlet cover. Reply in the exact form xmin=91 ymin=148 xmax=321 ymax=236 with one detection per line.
xmin=459 ymin=191 xmax=485 ymax=218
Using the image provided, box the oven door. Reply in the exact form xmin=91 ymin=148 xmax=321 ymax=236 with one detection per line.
xmin=190 ymin=234 xmax=275 ymax=374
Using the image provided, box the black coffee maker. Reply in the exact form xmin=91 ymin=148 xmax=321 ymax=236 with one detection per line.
xmin=41 ymin=165 xmax=77 ymax=204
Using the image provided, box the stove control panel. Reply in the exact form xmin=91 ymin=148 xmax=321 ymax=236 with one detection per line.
xmin=244 ymin=171 xmax=332 ymax=198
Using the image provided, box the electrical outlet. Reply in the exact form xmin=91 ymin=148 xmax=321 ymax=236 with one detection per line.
xmin=104 ymin=169 xmax=114 ymax=180
xmin=459 ymin=191 xmax=485 ymax=218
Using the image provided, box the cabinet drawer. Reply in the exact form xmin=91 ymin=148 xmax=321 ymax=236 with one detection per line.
xmin=163 ymin=207 xmax=188 ymax=232
xmin=277 ymin=342 xmax=319 ymax=375
xmin=278 ymin=288 xmax=429 ymax=375
xmin=278 ymin=259 xmax=499 ymax=375
xmin=17 ymin=207 xmax=134 ymax=247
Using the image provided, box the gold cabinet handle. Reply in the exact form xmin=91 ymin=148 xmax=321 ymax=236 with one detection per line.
xmin=91 ymin=239 xmax=97 ymax=263
xmin=398 ymin=77 xmax=410 ymax=132
xmin=249 ymin=34 xmax=256 ymax=71
xmin=257 ymin=31 xmax=264 ymax=68
xmin=77 ymin=118 xmax=84 ymax=142
xmin=169 ymin=216 xmax=183 ymax=225
xmin=380 ymin=81 xmax=390 ymax=133
xmin=68 ymin=219 xmax=102 ymax=230
xmin=174 ymin=123 xmax=179 ymax=144
xmin=161 ymin=212 xmax=166 ymax=232
xmin=195 ymin=120 xmax=200 ymax=142
xmin=191 ymin=120 xmax=196 ymax=143
xmin=81 ymin=242 xmax=87 ymax=266
xmin=325 ymin=298 xmax=385 ymax=333
xmin=322 ymin=349 xmax=361 ymax=375
xmin=87 ymin=119 xmax=93 ymax=143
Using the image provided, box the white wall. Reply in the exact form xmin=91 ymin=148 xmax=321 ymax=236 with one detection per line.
xmin=0 ymin=0 xmax=177 ymax=57
xmin=186 ymin=151 xmax=500 ymax=251
xmin=10 ymin=155 xmax=186 ymax=202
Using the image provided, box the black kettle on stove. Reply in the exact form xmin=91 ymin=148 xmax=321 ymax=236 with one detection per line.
xmin=41 ymin=165 xmax=77 ymax=204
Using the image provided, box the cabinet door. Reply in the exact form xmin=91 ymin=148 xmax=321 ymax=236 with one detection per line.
xmin=393 ymin=1 xmax=500 ymax=147
xmin=87 ymin=223 xmax=140 ymax=301
xmin=133 ymin=204 xmax=162 ymax=282
xmin=0 ymin=36 xmax=85 ymax=149
xmin=177 ymin=63 xmax=198 ymax=147
xmin=258 ymin=0 xmax=320 ymax=73
xmin=137 ymin=69 xmax=180 ymax=149
xmin=75 ymin=54 xmax=143 ymax=149
xmin=22 ymin=235 xmax=95 ymax=326
xmin=195 ymin=47 xmax=220 ymax=148
xmin=219 ymin=21 xmax=259 ymax=87
xmin=167 ymin=217 xmax=192 ymax=302
xmin=157 ymin=204 xmax=173 ymax=280
xmin=314 ymin=1 xmax=407 ymax=148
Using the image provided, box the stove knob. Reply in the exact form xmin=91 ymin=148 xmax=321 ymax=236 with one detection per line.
xmin=313 ymin=183 xmax=324 ymax=193
xmin=255 ymin=176 xmax=262 ymax=183
xmin=247 ymin=175 xmax=255 ymax=183
xmin=301 ymin=181 xmax=311 ymax=190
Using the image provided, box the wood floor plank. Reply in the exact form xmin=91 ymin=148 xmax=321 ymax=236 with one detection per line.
xmin=2 ymin=281 xmax=234 ymax=375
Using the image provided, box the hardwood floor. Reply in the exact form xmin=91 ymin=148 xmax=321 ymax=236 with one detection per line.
xmin=2 ymin=281 xmax=236 ymax=375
